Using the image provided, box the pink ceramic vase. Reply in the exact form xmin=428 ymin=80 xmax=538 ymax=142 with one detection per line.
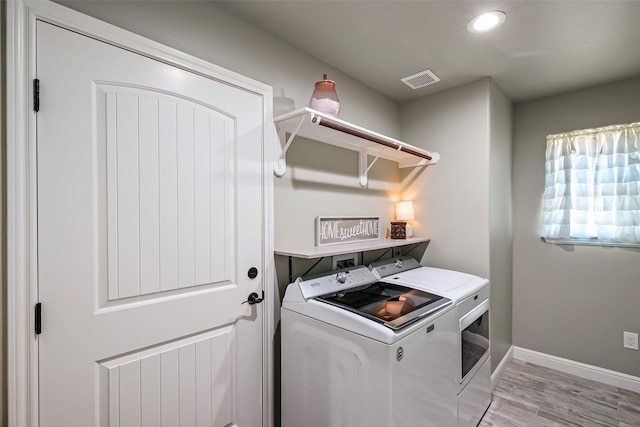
xmin=309 ymin=74 xmax=340 ymax=117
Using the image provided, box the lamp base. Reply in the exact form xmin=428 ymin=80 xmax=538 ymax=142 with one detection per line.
xmin=390 ymin=221 xmax=407 ymax=239
xmin=405 ymin=224 xmax=413 ymax=238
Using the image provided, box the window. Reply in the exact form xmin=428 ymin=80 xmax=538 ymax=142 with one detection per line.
xmin=540 ymin=122 xmax=640 ymax=246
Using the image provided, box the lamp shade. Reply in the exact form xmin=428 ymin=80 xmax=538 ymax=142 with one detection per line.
xmin=395 ymin=201 xmax=415 ymax=221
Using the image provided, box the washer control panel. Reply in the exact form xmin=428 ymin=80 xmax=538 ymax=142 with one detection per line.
xmin=297 ymin=265 xmax=377 ymax=300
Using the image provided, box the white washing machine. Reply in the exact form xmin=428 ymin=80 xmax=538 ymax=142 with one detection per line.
xmin=281 ymin=265 xmax=458 ymax=427
xmin=370 ymin=257 xmax=491 ymax=427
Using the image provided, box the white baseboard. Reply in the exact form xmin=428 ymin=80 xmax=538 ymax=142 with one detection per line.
xmin=490 ymin=345 xmax=514 ymax=389
xmin=512 ymin=346 xmax=640 ymax=394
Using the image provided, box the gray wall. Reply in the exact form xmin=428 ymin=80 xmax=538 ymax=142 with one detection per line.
xmin=488 ymin=80 xmax=514 ymax=372
xmin=512 ymin=76 xmax=640 ymax=377
xmin=401 ymin=79 xmax=491 ymax=277
xmin=400 ymin=78 xmax=514 ymax=372
xmin=1 ymin=0 xmax=7 ymax=424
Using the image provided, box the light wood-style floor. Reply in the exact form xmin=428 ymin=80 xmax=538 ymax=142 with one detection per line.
xmin=479 ymin=359 xmax=640 ymax=427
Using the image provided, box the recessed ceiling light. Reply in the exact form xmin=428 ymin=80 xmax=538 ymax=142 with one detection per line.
xmin=467 ymin=11 xmax=506 ymax=33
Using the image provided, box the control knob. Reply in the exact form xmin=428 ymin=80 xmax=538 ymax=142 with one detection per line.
xmin=336 ymin=271 xmax=348 ymax=284
xmin=394 ymin=259 xmax=404 ymax=268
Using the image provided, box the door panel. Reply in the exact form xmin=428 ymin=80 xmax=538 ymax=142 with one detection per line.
xmin=37 ymin=21 xmax=263 ymax=426
xmin=98 ymin=328 xmax=234 ymax=426
xmin=99 ymin=85 xmax=232 ymax=302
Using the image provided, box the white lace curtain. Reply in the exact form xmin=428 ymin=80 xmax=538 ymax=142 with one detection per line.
xmin=540 ymin=122 xmax=640 ymax=245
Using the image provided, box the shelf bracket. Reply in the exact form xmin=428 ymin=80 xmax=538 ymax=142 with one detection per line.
xmin=274 ymin=114 xmax=308 ymax=177
xmin=358 ymin=145 xmax=387 ymax=187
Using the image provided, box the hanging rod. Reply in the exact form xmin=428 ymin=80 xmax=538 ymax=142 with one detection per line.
xmin=310 ymin=114 xmax=433 ymax=161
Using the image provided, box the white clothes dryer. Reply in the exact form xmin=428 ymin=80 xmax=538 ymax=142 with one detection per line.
xmin=370 ymin=257 xmax=492 ymax=427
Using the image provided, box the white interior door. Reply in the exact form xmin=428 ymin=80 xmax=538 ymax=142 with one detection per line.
xmin=36 ymin=20 xmax=265 ymax=426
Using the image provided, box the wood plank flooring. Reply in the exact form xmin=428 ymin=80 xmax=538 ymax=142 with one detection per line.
xmin=479 ymin=359 xmax=640 ymax=427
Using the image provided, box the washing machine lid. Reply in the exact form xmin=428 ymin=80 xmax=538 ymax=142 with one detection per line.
xmin=316 ymin=282 xmax=452 ymax=330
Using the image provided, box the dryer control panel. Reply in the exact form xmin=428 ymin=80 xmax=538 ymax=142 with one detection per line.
xmin=297 ymin=265 xmax=377 ymax=300
xmin=370 ymin=256 xmax=422 ymax=278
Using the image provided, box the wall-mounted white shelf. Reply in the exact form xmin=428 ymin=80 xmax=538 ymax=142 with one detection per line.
xmin=275 ymin=237 xmax=431 ymax=259
xmin=274 ymin=108 xmax=440 ymax=187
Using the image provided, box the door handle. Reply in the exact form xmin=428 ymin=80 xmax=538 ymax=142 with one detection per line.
xmin=242 ymin=291 xmax=264 ymax=305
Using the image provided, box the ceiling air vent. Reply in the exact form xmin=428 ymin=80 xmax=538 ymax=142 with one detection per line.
xmin=401 ymin=69 xmax=440 ymax=89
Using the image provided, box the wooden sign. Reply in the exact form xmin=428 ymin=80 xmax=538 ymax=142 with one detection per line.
xmin=316 ymin=216 xmax=380 ymax=246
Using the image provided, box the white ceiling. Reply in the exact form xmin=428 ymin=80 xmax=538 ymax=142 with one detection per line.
xmin=217 ymin=0 xmax=640 ymax=103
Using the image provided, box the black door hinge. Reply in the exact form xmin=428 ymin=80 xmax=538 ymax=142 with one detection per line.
xmin=33 ymin=79 xmax=40 ymax=112
xmin=35 ymin=302 xmax=42 ymax=335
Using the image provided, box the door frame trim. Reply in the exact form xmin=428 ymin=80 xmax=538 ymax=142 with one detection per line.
xmin=6 ymin=1 xmax=275 ymax=425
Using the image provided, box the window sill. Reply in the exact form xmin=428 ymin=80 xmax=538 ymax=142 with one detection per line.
xmin=542 ymin=237 xmax=640 ymax=248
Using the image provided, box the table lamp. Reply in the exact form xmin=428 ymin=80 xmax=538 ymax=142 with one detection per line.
xmin=391 ymin=200 xmax=415 ymax=239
